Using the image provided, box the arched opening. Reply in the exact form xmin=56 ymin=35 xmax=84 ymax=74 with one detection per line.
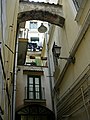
xmin=16 ymin=104 xmax=55 ymax=120
xmin=18 ymin=1 xmax=65 ymax=27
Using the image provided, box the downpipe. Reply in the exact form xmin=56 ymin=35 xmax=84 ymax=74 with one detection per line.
xmin=11 ymin=24 xmax=19 ymax=120
xmin=12 ymin=41 xmax=18 ymax=120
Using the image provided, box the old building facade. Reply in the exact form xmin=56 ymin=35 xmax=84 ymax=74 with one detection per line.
xmin=0 ymin=0 xmax=90 ymax=120
xmin=48 ymin=0 xmax=90 ymax=120
xmin=0 ymin=0 xmax=19 ymax=119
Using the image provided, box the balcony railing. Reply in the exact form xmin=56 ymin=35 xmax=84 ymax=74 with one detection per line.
xmin=25 ymin=56 xmax=47 ymax=67
xmin=24 ymin=87 xmax=45 ymax=100
xmin=25 ymin=60 xmax=47 ymax=67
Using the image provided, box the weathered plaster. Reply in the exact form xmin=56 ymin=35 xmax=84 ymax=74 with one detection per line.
xmin=18 ymin=1 xmax=65 ymax=27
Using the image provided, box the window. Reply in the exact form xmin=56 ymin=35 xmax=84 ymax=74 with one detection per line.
xmin=27 ymin=76 xmax=42 ymax=99
xmin=30 ymin=22 xmax=37 ymax=29
xmin=72 ymin=0 xmax=83 ymax=11
xmin=31 ymin=37 xmax=39 ymax=42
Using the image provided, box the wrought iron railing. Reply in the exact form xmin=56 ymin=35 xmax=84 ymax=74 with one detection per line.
xmin=25 ymin=53 xmax=47 ymax=67
xmin=25 ymin=87 xmax=45 ymax=100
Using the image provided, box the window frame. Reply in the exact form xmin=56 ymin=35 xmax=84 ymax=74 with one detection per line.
xmin=27 ymin=75 xmax=42 ymax=100
xmin=72 ymin=0 xmax=87 ymax=22
xmin=72 ymin=0 xmax=83 ymax=11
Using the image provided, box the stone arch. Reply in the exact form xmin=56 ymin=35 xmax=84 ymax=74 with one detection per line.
xmin=16 ymin=104 xmax=55 ymax=120
xmin=18 ymin=1 xmax=65 ymax=27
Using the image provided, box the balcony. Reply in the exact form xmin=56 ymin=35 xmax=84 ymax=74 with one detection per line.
xmin=24 ymin=87 xmax=46 ymax=106
xmin=25 ymin=56 xmax=47 ymax=67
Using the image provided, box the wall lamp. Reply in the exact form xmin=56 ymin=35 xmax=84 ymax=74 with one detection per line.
xmin=53 ymin=44 xmax=75 ymax=64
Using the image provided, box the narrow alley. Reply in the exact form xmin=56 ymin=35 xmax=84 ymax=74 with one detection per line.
xmin=0 ymin=0 xmax=90 ymax=120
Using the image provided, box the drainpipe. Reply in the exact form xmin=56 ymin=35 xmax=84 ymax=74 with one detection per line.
xmin=12 ymin=23 xmax=19 ymax=120
xmin=12 ymin=38 xmax=18 ymax=120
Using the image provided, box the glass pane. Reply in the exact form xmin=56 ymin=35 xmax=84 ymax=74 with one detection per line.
xmin=35 ymin=87 xmax=39 ymax=91
xmin=36 ymin=92 xmax=40 ymax=99
xmin=30 ymin=22 xmax=33 ymax=29
xmin=29 ymin=87 xmax=33 ymax=91
xmin=35 ymin=85 xmax=39 ymax=89
xmin=33 ymin=22 xmax=37 ymax=29
xmin=29 ymin=84 xmax=33 ymax=88
xmin=30 ymin=22 xmax=37 ymax=29
xmin=35 ymin=78 xmax=39 ymax=84
xmin=29 ymin=77 xmax=33 ymax=84
xmin=29 ymin=92 xmax=33 ymax=99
